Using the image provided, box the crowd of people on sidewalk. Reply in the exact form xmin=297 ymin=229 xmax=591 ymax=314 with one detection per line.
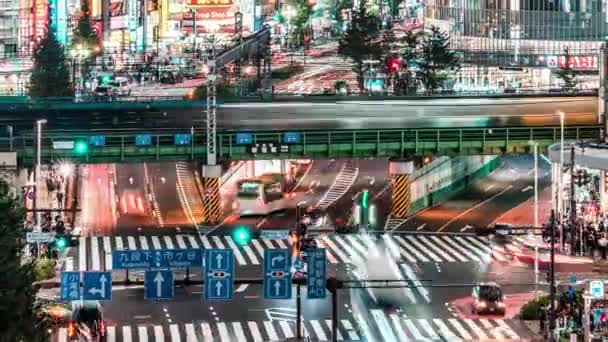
xmin=539 ymin=287 xmax=584 ymax=340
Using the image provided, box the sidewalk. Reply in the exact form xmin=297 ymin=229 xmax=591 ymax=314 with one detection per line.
xmin=494 ymin=186 xmax=552 ymax=226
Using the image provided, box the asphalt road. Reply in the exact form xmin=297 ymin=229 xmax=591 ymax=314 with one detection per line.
xmin=396 ymin=155 xmax=552 ymax=233
xmin=1 ymin=96 xmax=595 ymax=133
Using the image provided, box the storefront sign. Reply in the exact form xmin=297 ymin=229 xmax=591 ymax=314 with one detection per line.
xmin=547 ymin=55 xmax=598 ymax=70
xmin=34 ymin=0 xmax=49 ymax=41
xmin=591 ymin=280 xmax=605 ymax=299
xmin=197 ymin=7 xmax=232 ymax=20
xmin=185 ymin=0 xmax=232 ymax=7
xmin=49 ymin=0 xmax=68 ymax=46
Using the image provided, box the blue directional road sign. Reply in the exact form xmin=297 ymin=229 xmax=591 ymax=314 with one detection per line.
xmin=60 ymin=272 xmax=81 ymax=301
xmin=83 ymin=271 xmax=112 ymax=300
xmin=145 ymin=270 xmax=174 ymax=300
xmin=205 ymin=249 xmax=234 ymax=300
xmin=307 ymin=248 xmax=327 ymax=299
xmin=112 ymin=249 xmax=202 ymax=269
xmin=264 ymin=249 xmax=292 ymax=299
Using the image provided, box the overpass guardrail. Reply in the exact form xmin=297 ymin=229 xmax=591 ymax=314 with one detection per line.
xmin=1 ymin=125 xmax=600 ymax=165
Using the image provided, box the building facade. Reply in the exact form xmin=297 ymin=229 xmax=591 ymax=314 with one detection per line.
xmin=423 ymin=0 xmax=608 ymax=90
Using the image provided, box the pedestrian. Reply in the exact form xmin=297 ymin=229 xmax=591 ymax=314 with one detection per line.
xmin=600 ymin=232 xmax=608 ymax=260
xmin=539 ymin=304 xmax=547 ymax=337
xmin=57 ymin=191 xmax=63 ymax=209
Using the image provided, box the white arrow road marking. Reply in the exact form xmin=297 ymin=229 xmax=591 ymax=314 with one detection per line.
xmin=417 ymin=224 xmax=427 ymax=231
xmin=521 ymin=185 xmax=533 ymax=192
xmin=460 ymin=225 xmax=474 ymax=232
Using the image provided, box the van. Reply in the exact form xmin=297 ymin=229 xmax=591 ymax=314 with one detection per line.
xmin=107 ymin=78 xmax=130 ymax=97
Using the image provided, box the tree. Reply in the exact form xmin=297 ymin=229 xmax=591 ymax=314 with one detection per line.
xmin=556 ymin=47 xmax=579 ymax=94
xmin=288 ymin=0 xmax=314 ymax=46
xmin=329 ymin=0 xmax=352 ymax=34
xmin=0 ymin=180 xmax=49 ymax=342
xmin=29 ymin=28 xmax=73 ymax=97
xmin=338 ymin=1 xmax=382 ymax=92
xmin=416 ymin=26 xmax=460 ymax=94
xmin=72 ymin=0 xmax=100 ymax=54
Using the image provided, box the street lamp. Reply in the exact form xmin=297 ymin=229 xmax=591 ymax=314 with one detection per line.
xmin=529 ymin=140 xmax=539 ymax=296
xmin=35 ymin=119 xmax=47 ymax=231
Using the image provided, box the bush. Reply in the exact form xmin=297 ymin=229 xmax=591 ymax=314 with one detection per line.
xmin=519 ymin=295 xmax=550 ymax=320
xmin=34 ymin=258 xmax=56 ymax=281
xmin=270 ymin=65 xmax=304 ymax=80
xmin=188 ymin=83 xmax=240 ymax=100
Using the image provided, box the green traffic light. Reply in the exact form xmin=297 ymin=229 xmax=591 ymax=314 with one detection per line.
xmin=233 ymin=226 xmax=251 ymax=244
xmin=361 ymin=190 xmax=369 ymax=209
xmin=55 ymin=237 xmax=67 ymax=250
xmin=74 ymin=141 xmax=88 ymax=154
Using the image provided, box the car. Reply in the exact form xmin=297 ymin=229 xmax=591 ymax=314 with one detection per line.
xmin=472 ymin=283 xmax=506 ymax=315
xmin=68 ymin=301 xmax=107 ymax=341
xmin=93 ymin=86 xmax=116 ymax=100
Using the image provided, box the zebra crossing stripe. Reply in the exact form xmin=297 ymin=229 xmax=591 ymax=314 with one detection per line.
xmin=169 ymin=323 xmax=180 ymax=342
xmin=116 ymin=236 xmax=124 ymax=250
xmin=248 ymin=321 xmax=263 ymax=342
xmin=395 ymin=235 xmax=430 ymax=262
xmin=448 ymin=318 xmax=473 ymax=340
xmin=321 ymin=236 xmax=350 ymax=263
xmin=263 ymin=321 xmax=279 ymax=340
xmin=333 ymin=235 xmax=360 ymax=261
xmin=441 ymin=235 xmax=482 ymax=262
xmin=186 ymin=235 xmax=199 ymax=249
xmin=417 ymin=319 xmax=440 ymax=339
xmin=454 ymin=236 xmax=489 ymax=262
xmin=217 ymin=322 xmax=231 ymax=342
xmin=137 ymin=326 xmax=147 ymax=342
xmin=57 ymin=326 xmax=67 ymax=341
xmin=402 ymin=318 xmax=426 ymax=341
xmin=251 ymin=239 xmax=265 ymax=257
xmin=389 ymin=314 xmax=411 ymax=341
xmin=103 ymin=236 xmax=112 ymax=270
xmin=346 ymin=235 xmax=368 ymax=256
xmin=107 ymin=326 xmax=116 ymax=342
xmin=185 ymin=323 xmax=197 ymax=342
xmin=275 ymin=239 xmax=289 ymax=249
xmin=201 ymin=236 xmax=213 ymax=249
xmin=310 ymin=320 xmax=328 ymax=341
xmin=341 ymin=319 xmax=359 ymax=341
xmin=371 ymin=310 xmax=397 ymax=342
xmin=481 ymin=318 xmax=505 ymax=340
xmin=225 ymin=236 xmax=247 ymax=266
xmin=127 ymin=236 xmax=137 ymax=250
xmin=497 ymin=319 xmax=520 ymax=339
xmin=261 ymin=238 xmax=275 ymax=250
xmin=279 ymin=321 xmax=294 ymax=338
xmin=153 ymin=326 xmax=163 ymax=341
xmin=138 ymin=236 xmax=149 ymax=250
xmin=242 ymin=245 xmax=260 ymax=265
xmin=464 ymin=318 xmax=488 ymax=339
xmin=324 ymin=320 xmax=343 ymax=341
xmin=232 ymin=322 xmax=247 ymax=341
xmin=433 ymin=318 xmax=462 ymax=342
xmin=79 ymin=236 xmax=87 ymax=271
xmin=200 ymin=322 xmax=213 ymax=340
xmin=91 ymin=237 xmax=100 ymax=270
xmin=151 ymin=236 xmax=161 ymax=250
xmin=212 ymin=236 xmax=226 ymax=249
xmin=429 ymin=235 xmax=467 ymax=262
xmin=384 ymin=235 xmax=415 ymax=263
xmin=122 ymin=326 xmax=132 ymax=342
xmin=419 ymin=236 xmax=456 ymax=262
xmin=406 ymin=235 xmax=444 ymax=262
xmin=175 ymin=235 xmax=187 ymax=249
xmin=163 ymin=236 xmax=175 ymax=250
xmin=462 ymin=236 xmax=493 ymax=262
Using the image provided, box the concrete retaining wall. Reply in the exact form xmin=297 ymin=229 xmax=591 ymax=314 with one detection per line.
xmin=410 ymin=155 xmax=502 ymax=213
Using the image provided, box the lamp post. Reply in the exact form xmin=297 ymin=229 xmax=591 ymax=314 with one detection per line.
xmin=558 ymin=110 xmax=565 ymax=249
xmin=35 ymin=119 xmax=47 ymax=231
xmin=529 ymin=140 xmax=539 ymax=295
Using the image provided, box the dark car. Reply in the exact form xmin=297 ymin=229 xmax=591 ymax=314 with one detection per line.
xmin=69 ymin=301 xmax=107 ymax=341
xmin=472 ymin=283 xmax=506 ymax=315
xmin=94 ymin=86 xmax=116 ymax=101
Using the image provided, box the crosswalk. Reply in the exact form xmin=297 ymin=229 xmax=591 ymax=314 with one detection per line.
xmin=65 ymin=233 xmax=519 ymax=272
xmin=53 ymin=316 xmax=527 ymax=341
xmin=315 ymin=161 xmax=359 ymax=210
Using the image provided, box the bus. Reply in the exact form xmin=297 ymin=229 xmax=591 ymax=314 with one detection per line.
xmin=235 ymin=173 xmax=286 ymax=216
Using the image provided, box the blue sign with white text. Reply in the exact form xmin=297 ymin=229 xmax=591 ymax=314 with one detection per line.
xmin=112 ymin=249 xmax=202 ymax=269
xmin=236 ymin=133 xmax=253 ymax=145
xmin=83 ymin=272 xmax=112 ymax=300
xmin=89 ymin=135 xmax=106 ymax=146
xmin=135 ymin=134 xmax=152 ymax=146
xmin=174 ymin=134 xmax=192 ymax=145
xmin=283 ymin=132 xmax=301 ymax=144
xmin=60 ymin=272 xmax=81 ymax=301
xmin=307 ymin=248 xmax=327 ymax=299
xmin=145 ymin=270 xmax=174 ymax=300
xmin=205 ymin=249 xmax=234 ymax=300
xmin=264 ymin=249 xmax=292 ymax=299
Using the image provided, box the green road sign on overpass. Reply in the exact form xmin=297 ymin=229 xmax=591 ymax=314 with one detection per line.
xmin=2 ymin=125 xmax=600 ymax=165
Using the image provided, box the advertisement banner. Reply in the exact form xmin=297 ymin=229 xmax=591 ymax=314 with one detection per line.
xmin=55 ymin=0 xmax=68 ymax=45
xmin=185 ymin=0 xmax=232 ymax=7
xmin=34 ymin=0 xmax=48 ymax=41
xmin=110 ymin=0 xmax=126 ymax=16
xmin=547 ymin=55 xmax=598 ymax=70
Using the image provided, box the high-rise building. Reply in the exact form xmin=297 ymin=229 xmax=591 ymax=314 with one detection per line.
xmin=0 ymin=0 xmax=20 ymax=57
xmin=423 ymin=0 xmax=607 ymax=90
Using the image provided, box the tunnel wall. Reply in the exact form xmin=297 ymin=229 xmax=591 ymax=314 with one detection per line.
xmin=409 ymin=155 xmax=503 ymax=213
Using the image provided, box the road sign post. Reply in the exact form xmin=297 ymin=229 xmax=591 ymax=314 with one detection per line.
xmin=263 ymin=249 xmax=292 ymax=300
xmin=60 ymin=271 xmax=81 ymax=301
xmin=144 ymin=270 xmax=174 ymax=300
xmin=82 ymin=271 xmax=112 ymax=300
xmin=307 ymin=248 xmax=327 ymax=299
xmin=205 ymin=249 xmax=234 ymax=300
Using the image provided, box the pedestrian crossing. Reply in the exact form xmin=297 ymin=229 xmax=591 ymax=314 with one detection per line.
xmin=53 ymin=316 xmax=527 ymax=341
xmin=65 ymin=233 xmax=518 ymax=272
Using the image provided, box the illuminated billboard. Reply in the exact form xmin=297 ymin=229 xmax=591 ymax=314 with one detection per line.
xmin=34 ymin=0 xmax=48 ymax=41
xmin=49 ymin=0 xmax=68 ymax=45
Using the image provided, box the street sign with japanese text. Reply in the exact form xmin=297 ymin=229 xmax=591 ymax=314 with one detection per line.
xmin=307 ymin=248 xmax=327 ymax=299
xmin=26 ymin=232 xmax=56 ymax=243
xmin=144 ymin=269 xmax=174 ymax=300
xmin=264 ymin=249 xmax=292 ymax=299
xmin=205 ymin=249 xmax=234 ymax=300
xmin=82 ymin=271 xmax=112 ymax=300
xmin=112 ymin=249 xmax=202 ymax=269
xmin=60 ymin=271 xmax=81 ymax=301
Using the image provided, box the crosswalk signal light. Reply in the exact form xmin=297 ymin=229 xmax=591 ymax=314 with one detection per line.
xmin=74 ymin=141 xmax=88 ymax=155
xmin=55 ymin=236 xmax=68 ymax=250
xmin=233 ymin=226 xmax=251 ymax=245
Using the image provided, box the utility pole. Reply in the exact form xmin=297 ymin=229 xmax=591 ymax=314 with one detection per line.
xmin=549 ymin=209 xmax=556 ymax=341
xmin=234 ymin=12 xmax=243 ymax=96
xmin=569 ymin=145 xmax=576 ymax=256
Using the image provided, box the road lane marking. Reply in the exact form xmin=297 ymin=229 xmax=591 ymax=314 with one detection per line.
xmin=79 ymin=236 xmax=87 ymax=272
xmin=107 ymin=326 xmax=116 ymax=342
xmin=263 ymin=321 xmax=279 ymax=341
xmin=232 ymin=322 xmax=247 ymax=341
xmin=138 ymin=236 xmax=149 ymax=250
xmin=151 ymin=236 xmax=161 ymax=250
xmin=416 ymin=224 xmax=427 ymax=231
xmin=225 ymin=236 xmax=247 ymax=266
xmin=163 ymin=236 xmax=174 ymax=250
xmin=137 ymin=326 xmax=148 ymax=342
xmin=438 ymin=185 xmax=513 ymax=232
xmin=235 ymin=284 xmax=249 ymax=292
xmin=185 ymin=323 xmax=197 ymax=342
xmin=217 ymin=322 xmax=231 ymax=342
xmin=169 ymin=324 xmax=180 ymax=342
xmin=200 ymin=323 xmax=213 ymax=340
xmin=91 ymin=236 xmax=100 ymax=271
xmin=122 ymin=326 xmax=132 ymax=342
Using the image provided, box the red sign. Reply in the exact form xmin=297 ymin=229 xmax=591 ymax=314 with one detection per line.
xmin=34 ymin=0 xmax=48 ymax=41
xmin=185 ymin=0 xmax=232 ymax=7
xmin=548 ymin=55 xmax=598 ymax=70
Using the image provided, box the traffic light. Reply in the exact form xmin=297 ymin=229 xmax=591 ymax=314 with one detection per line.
xmin=74 ymin=141 xmax=88 ymax=155
xmin=387 ymin=57 xmax=401 ymax=72
xmin=55 ymin=235 xmax=68 ymax=250
xmin=233 ymin=226 xmax=251 ymax=245
xmin=361 ymin=190 xmax=369 ymax=209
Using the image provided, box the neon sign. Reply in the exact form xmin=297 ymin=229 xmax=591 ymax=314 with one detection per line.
xmin=34 ymin=0 xmax=48 ymax=41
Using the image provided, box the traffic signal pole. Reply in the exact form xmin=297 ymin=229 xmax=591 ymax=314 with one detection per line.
xmin=295 ymin=202 xmax=302 ymax=340
xmin=569 ymin=145 xmax=576 ymax=256
xmin=549 ymin=209 xmax=556 ymax=341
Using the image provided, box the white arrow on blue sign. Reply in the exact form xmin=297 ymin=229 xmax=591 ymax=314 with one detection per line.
xmin=264 ymin=249 xmax=292 ymax=300
xmin=205 ymin=249 xmax=234 ymax=300
xmin=144 ymin=270 xmax=174 ymax=300
xmin=82 ymin=271 xmax=112 ymax=300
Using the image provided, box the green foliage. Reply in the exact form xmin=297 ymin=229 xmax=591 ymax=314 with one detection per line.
xmin=519 ymin=295 xmax=550 ymax=320
xmin=190 ymin=83 xmax=240 ymax=100
xmin=289 ymin=0 xmax=314 ymax=46
xmin=329 ymin=0 xmax=352 ymax=33
xmin=72 ymin=0 xmax=100 ymax=54
xmin=338 ymin=0 xmax=382 ymax=92
xmin=334 ymin=80 xmax=348 ymax=91
xmin=270 ymin=65 xmax=305 ymax=79
xmin=34 ymin=258 xmax=56 ymax=281
xmin=556 ymin=47 xmax=580 ymax=94
xmin=29 ymin=29 xmax=73 ymax=98
xmin=417 ymin=26 xmax=461 ymax=93
xmin=0 ymin=179 xmax=49 ymax=341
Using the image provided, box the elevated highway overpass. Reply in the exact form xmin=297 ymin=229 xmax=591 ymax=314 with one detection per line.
xmin=0 ymin=95 xmax=599 ymax=133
